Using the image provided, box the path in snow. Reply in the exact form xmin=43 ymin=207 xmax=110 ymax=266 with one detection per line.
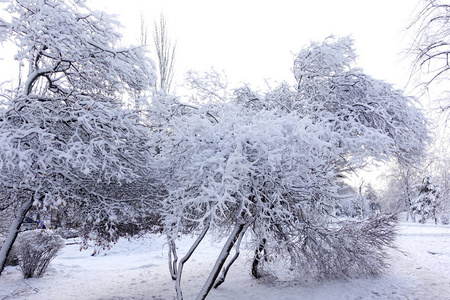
xmin=388 ymin=223 xmax=450 ymax=300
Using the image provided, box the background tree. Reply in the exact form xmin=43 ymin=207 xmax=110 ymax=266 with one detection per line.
xmin=355 ymin=180 xmax=372 ymax=219
xmin=357 ymin=181 xmax=368 ymax=218
xmin=380 ymin=162 xmax=422 ymax=220
xmin=409 ymin=0 xmax=450 ymax=118
xmin=153 ymin=14 xmax=176 ymax=93
xmin=412 ymin=176 xmax=441 ymax=224
xmin=364 ymin=184 xmax=380 ymax=213
xmin=428 ymin=157 xmax=450 ymax=222
xmin=0 ymin=0 xmax=157 ymax=275
xmin=379 ymin=152 xmax=450 ymax=224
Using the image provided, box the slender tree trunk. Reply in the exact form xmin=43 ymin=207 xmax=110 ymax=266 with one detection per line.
xmin=251 ymin=238 xmax=267 ymax=279
xmin=196 ymin=222 xmax=246 ymax=300
xmin=406 ymin=198 xmax=414 ymax=222
xmin=176 ymin=219 xmax=210 ymax=300
xmin=411 ymin=208 xmax=416 ymax=222
xmin=213 ymin=228 xmax=245 ymax=289
xmin=405 ymin=184 xmax=415 ymax=223
xmin=168 ymin=238 xmax=178 ymax=280
xmin=0 ymin=197 xmax=33 ymax=276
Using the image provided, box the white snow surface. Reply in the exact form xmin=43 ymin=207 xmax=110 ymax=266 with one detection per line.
xmin=1 ymin=221 xmax=450 ymax=300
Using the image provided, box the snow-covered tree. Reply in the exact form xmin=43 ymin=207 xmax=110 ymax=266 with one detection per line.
xmin=426 ymin=156 xmax=450 ymax=223
xmin=362 ymin=183 xmax=380 ymax=216
xmin=380 ymin=162 xmax=422 ymax=220
xmin=380 ymin=155 xmax=450 ymax=224
xmin=160 ymin=37 xmax=428 ymax=300
xmin=294 ymin=36 xmax=429 ymax=166
xmin=412 ymin=176 xmax=441 ymax=224
xmin=162 ymin=103 xmax=346 ymax=298
xmin=354 ymin=180 xmax=373 ymax=219
xmin=0 ymin=0 xmax=158 ymax=275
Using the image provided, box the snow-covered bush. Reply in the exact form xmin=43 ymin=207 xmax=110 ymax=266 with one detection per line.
xmin=54 ymin=228 xmax=80 ymax=239
xmin=15 ymin=230 xmax=65 ymax=278
xmin=412 ymin=176 xmax=440 ymax=224
xmin=441 ymin=213 xmax=450 ymax=225
xmin=252 ymin=214 xmax=398 ymax=281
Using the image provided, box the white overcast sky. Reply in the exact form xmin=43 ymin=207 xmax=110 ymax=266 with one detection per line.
xmin=89 ymin=0 xmax=421 ymax=92
xmin=0 ymin=0 xmax=422 ymax=94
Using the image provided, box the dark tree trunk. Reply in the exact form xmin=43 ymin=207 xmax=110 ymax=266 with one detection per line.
xmin=251 ymin=238 xmax=267 ymax=279
xmin=176 ymin=219 xmax=210 ymax=300
xmin=213 ymin=229 xmax=245 ymax=289
xmin=196 ymin=222 xmax=246 ymax=300
xmin=0 ymin=197 xmax=33 ymax=276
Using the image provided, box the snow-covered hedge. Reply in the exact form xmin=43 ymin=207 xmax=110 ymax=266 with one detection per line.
xmin=440 ymin=213 xmax=450 ymax=225
xmin=15 ymin=230 xmax=65 ymax=278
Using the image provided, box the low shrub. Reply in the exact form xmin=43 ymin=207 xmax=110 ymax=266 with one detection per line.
xmin=15 ymin=230 xmax=65 ymax=278
xmin=441 ymin=213 xmax=450 ymax=225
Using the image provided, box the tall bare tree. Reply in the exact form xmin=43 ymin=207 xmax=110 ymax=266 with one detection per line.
xmin=140 ymin=13 xmax=149 ymax=47
xmin=409 ymin=0 xmax=450 ymax=119
xmin=153 ymin=14 xmax=176 ymax=93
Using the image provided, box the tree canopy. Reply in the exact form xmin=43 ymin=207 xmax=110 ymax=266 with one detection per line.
xmin=0 ymin=0 xmax=158 ymax=274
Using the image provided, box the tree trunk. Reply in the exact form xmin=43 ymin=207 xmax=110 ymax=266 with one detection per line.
xmin=0 ymin=197 xmax=33 ymax=276
xmin=168 ymin=238 xmax=178 ymax=280
xmin=175 ymin=219 xmax=210 ymax=300
xmin=196 ymin=222 xmax=246 ymax=300
xmin=407 ymin=200 xmax=414 ymax=222
xmin=251 ymin=238 xmax=267 ymax=279
xmin=213 ymin=228 xmax=245 ymax=289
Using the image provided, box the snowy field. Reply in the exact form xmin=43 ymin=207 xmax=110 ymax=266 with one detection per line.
xmin=1 ymin=221 xmax=450 ymax=300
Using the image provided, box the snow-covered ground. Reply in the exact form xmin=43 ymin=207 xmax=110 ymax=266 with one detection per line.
xmin=1 ymin=222 xmax=450 ymax=300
